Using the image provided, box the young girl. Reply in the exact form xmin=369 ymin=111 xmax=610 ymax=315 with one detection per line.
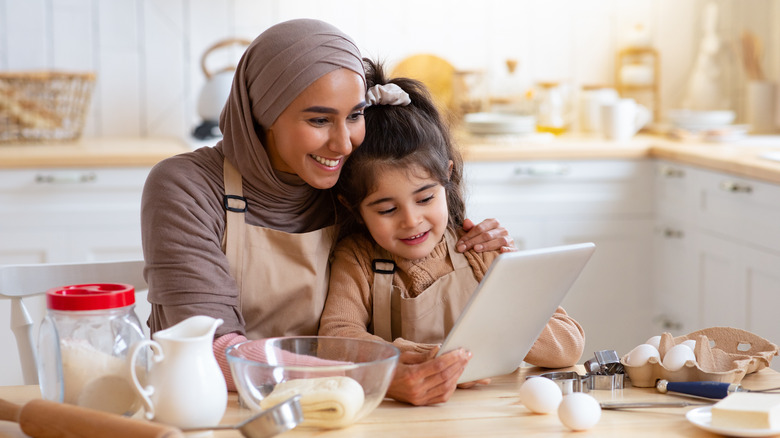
xmin=319 ymin=60 xmax=585 ymax=380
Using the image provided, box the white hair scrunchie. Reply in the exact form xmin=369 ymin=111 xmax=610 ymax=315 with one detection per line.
xmin=365 ymin=83 xmax=411 ymax=107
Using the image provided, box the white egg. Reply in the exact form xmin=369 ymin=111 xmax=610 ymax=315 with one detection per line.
xmin=645 ymin=335 xmax=661 ymax=350
xmin=519 ymin=377 xmax=562 ymax=414
xmin=681 ymin=339 xmax=696 ymax=351
xmin=662 ymin=344 xmax=697 ymax=371
xmin=624 ymin=343 xmax=660 ymax=367
xmin=558 ymin=392 xmax=602 ymax=431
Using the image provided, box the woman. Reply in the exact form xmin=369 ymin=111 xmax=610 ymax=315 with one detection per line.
xmin=141 ymin=18 xmax=513 ymax=406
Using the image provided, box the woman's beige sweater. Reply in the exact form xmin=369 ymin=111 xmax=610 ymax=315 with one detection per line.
xmin=319 ymin=231 xmax=586 ymax=368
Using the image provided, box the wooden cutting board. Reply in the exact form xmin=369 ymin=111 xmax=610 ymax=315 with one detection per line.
xmin=391 ymin=54 xmax=456 ymax=113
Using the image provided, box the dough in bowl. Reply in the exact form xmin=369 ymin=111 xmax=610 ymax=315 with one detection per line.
xmin=260 ymin=376 xmax=365 ymax=429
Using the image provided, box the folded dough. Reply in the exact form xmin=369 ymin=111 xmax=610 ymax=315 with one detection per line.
xmin=260 ymin=376 xmax=365 ymax=429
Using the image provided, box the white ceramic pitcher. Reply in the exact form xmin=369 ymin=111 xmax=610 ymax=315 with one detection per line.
xmin=128 ymin=315 xmax=227 ymax=428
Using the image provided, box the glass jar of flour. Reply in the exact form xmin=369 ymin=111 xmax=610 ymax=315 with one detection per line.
xmin=37 ymin=283 xmax=146 ymax=415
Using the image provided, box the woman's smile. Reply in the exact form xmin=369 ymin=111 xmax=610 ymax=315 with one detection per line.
xmin=310 ymin=154 xmax=342 ymax=169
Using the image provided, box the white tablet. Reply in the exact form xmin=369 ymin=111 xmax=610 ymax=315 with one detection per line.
xmin=437 ymin=242 xmax=596 ymax=384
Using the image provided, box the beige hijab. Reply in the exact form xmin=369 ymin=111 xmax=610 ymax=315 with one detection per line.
xmin=217 ymin=19 xmax=366 ymax=229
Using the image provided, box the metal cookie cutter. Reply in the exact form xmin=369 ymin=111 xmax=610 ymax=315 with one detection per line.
xmin=539 ymin=371 xmax=589 ymax=394
xmin=583 ymin=350 xmax=624 ymax=376
xmin=536 ymin=350 xmax=625 ymax=394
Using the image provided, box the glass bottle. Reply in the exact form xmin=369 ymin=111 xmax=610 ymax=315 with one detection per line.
xmin=536 ymin=82 xmax=570 ymax=135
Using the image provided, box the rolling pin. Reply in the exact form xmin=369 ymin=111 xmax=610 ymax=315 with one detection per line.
xmin=0 ymin=398 xmax=184 ymax=438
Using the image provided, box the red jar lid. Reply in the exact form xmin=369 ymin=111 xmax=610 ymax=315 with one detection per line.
xmin=46 ymin=283 xmax=135 ymax=311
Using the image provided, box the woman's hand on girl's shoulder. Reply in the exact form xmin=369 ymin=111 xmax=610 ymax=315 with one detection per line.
xmin=457 ymin=218 xmax=516 ymax=254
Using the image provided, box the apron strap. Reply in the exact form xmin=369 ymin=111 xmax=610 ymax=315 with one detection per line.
xmin=371 ymin=258 xmax=396 ymax=342
xmin=223 ymin=159 xmax=247 ymax=301
xmin=445 ymin=229 xmax=469 ymax=269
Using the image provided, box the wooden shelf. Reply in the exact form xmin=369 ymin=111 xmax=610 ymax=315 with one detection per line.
xmin=616 ymin=47 xmax=661 ymax=122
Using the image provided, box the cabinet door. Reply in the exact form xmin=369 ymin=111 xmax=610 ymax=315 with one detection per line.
xmin=652 ymin=220 xmax=699 ymax=335
xmin=745 ymin=245 xmax=780 ymax=372
xmin=696 ymin=233 xmax=749 ymax=330
xmin=464 ymin=160 xmax=653 ymax=219
xmin=696 ymin=232 xmax=780 ymax=371
xmin=547 ymin=218 xmax=655 ymax=358
xmin=654 ymin=161 xmax=697 ymax=223
xmin=0 ymin=167 xmax=149 ymax=262
xmin=696 ymin=169 xmax=780 ymax=252
xmin=0 ymin=228 xmax=69 ymax=264
xmin=465 ymin=159 xmax=654 ymax=358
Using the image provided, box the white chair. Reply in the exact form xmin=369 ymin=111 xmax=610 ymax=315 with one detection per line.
xmin=0 ymin=259 xmax=147 ymax=385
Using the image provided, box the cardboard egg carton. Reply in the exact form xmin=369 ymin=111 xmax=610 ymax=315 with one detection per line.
xmin=620 ymin=327 xmax=779 ymax=388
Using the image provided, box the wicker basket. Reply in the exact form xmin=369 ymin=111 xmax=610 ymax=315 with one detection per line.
xmin=0 ymin=71 xmax=96 ymax=142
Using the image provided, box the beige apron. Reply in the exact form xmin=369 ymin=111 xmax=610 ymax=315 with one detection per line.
xmin=372 ymin=230 xmax=478 ymax=344
xmin=223 ymin=159 xmax=336 ymax=339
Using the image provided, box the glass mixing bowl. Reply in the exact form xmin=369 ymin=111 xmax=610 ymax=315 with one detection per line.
xmin=226 ymin=336 xmax=399 ymax=430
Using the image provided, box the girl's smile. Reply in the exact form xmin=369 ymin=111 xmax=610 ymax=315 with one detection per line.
xmin=359 ymin=164 xmax=449 ymax=260
xmin=401 ymin=231 xmax=430 ymax=245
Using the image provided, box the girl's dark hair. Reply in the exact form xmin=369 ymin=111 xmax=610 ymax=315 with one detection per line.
xmin=334 ymin=58 xmax=465 ymax=241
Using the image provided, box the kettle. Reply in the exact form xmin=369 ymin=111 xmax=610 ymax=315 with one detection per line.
xmin=194 ymin=38 xmax=251 ymax=139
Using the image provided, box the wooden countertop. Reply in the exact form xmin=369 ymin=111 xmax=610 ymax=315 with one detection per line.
xmin=459 ymin=132 xmax=780 ymax=184
xmin=2 ymin=366 xmax=780 ymax=437
xmin=3 ymin=134 xmax=780 ymax=185
xmin=0 ymin=137 xmax=191 ymax=169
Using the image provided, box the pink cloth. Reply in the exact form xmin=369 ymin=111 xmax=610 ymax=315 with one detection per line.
xmin=214 ymin=333 xmax=246 ymax=391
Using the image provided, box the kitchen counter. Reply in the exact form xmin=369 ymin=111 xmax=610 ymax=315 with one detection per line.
xmin=0 ymin=137 xmax=190 ymax=169
xmin=2 ymin=366 xmax=780 ymax=437
xmin=2 ymin=133 xmax=780 ymax=184
xmin=459 ymin=132 xmax=780 ymax=184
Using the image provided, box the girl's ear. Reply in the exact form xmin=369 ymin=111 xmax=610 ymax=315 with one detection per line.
xmin=447 ymin=160 xmax=454 ymax=179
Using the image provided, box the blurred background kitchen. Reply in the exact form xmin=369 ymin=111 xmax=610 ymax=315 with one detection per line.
xmin=1 ymin=0 xmax=777 ymax=142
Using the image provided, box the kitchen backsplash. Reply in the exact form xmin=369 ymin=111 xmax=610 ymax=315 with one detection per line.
xmin=0 ymin=0 xmax=777 ymax=142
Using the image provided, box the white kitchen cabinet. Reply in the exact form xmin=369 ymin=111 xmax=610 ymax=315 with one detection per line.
xmin=464 ymin=159 xmax=655 ymax=358
xmin=0 ymin=167 xmax=149 ymax=262
xmin=696 ymin=168 xmax=780 ymax=253
xmin=652 ymin=161 xmax=780 ymax=371
xmin=0 ymin=166 xmax=151 ymax=386
xmin=696 ymin=232 xmax=780 ymax=354
xmin=696 ymin=167 xmax=780 ymax=363
xmin=652 ymin=162 xmax=700 ymax=334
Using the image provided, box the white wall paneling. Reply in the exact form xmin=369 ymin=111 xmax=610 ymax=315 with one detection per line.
xmin=0 ymin=0 xmax=777 ymax=143
xmin=143 ymin=0 xmax=187 ymax=137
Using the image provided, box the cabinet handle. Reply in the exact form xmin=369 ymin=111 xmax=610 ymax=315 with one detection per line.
xmin=658 ymin=166 xmax=685 ymax=178
xmin=653 ymin=315 xmax=683 ymax=331
xmin=662 ymin=228 xmax=684 ymax=239
xmin=513 ymin=163 xmax=570 ymax=176
xmin=719 ymin=180 xmax=753 ymax=193
xmin=35 ymin=172 xmax=97 ymax=184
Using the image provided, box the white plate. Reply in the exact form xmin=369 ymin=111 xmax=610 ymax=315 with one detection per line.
xmin=464 ymin=112 xmax=536 ymax=135
xmin=668 ymin=109 xmax=736 ymax=132
xmin=686 ymin=406 xmax=780 ymax=437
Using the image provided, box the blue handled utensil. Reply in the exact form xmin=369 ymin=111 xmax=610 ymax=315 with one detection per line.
xmin=656 ymin=380 xmax=780 ymax=400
